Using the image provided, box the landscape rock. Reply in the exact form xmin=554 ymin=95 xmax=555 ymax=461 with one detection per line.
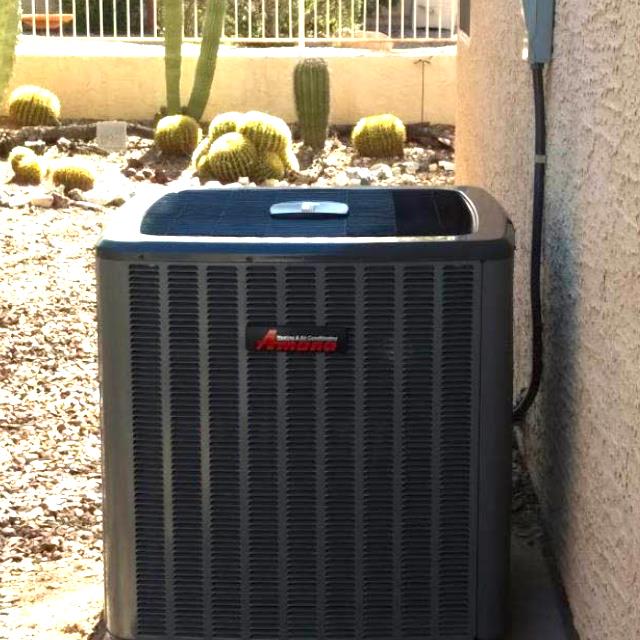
xmin=30 ymin=193 xmax=54 ymax=208
xmin=334 ymin=171 xmax=349 ymax=187
xmin=439 ymin=160 xmax=455 ymax=172
xmin=66 ymin=188 xmax=86 ymax=202
xmin=370 ymin=163 xmax=393 ymax=180
xmin=24 ymin=140 xmax=46 ymax=156
xmin=126 ymin=156 xmax=144 ymax=170
xmin=52 ymin=192 xmax=72 ymax=209
xmin=153 ymin=168 xmax=168 ymax=184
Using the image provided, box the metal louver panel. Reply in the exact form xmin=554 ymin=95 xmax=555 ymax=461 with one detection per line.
xmin=437 ymin=265 xmax=477 ymax=637
xmin=128 ymin=265 xmax=166 ymax=636
xmin=128 ymin=261 xmax=479 ymax=640
xmin=167 ymin=266 xmax=204 ymax=637
xmin=207 ymin=266 xmax=242 ymax=638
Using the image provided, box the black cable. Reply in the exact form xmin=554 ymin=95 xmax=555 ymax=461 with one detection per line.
xmin=513 ymin=63 xmax=546 ymax=422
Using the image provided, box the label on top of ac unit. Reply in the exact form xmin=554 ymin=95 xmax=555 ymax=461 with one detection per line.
xmin=246 ymin=325 xmax=348 ymax=353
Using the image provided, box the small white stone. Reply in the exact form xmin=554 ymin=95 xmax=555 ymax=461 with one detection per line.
xmin=238 ymin=176 xmax=251 ymax=185
xmin=334 ymin=172 xmax=350 ymax=187
xmin=401 ymin=161 xmax=420 ymax=175
xmin=43 ymin=495 xmax=65 ymax=513
xmin=349 ymin=178 xmax=362 ymax=186
xmin=400 ymin=174 xmax=418 ymax=185
xmin=439 ymin=160 xmax=455 ymax=172
xmin=370 ymin=163 xmax=393 ymax=180
xmin=203 ymin=180 xmax=224 ymax=188
xmin=428 ymin=163 xmax=439 ymax=173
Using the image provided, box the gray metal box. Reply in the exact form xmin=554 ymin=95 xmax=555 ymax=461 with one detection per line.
xmin=97 ymin=187 xmax=514 ymax=640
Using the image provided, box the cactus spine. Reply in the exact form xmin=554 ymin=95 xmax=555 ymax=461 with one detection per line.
xmin=294 ymin=58 xmax=330 ymax=150
xmin=0 ymin=0 xmax=20 ymax=103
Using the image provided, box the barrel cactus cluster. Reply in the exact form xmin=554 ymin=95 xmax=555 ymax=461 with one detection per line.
xmin=8 ymin=85 xmax=61 ymax=126
xmin=155 ymin=114 xmax=202 ymax=156
xmin=352 ymin=113 xmax=406 ymax=158
xmin=193 ymin=110 xmax=298 ymax=184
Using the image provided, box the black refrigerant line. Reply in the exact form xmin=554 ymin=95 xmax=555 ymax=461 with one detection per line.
xmin=513 ymin=62 xmax=546 ymax=422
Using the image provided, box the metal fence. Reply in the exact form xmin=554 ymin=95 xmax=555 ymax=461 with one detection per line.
xmin=20 ymin=0 xmax=457 ymax=44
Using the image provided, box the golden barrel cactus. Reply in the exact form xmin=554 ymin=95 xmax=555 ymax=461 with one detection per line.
xmin=207 ymin=132 xmax=257 ymax=184
xmin=51 ymin=160 xmax=96 ymax=192
xmin=8 ymin=85 xmax=61 ymax=126
xmin=238 ymin=111 xmax=292 ymax=155
xmin=207 ymin=111 xmax=243 ymax=142
xmin=155 ymin=114 xmax=202 ymax=156
xmin=351 ymin=113 xmax=406 ymax=158
xmin=251 ymin=151 xmax=285 ymax=183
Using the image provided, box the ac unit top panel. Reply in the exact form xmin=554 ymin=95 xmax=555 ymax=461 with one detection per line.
xmin=96 ymin=186 xmax=514 ymax=262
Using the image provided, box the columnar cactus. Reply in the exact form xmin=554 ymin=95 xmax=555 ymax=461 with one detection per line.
xmin=238 ymin=111 xmax=292 ymax=155
xmin=52 ymin=160 xmax=96 ymax=191
xmin=155 ymin=114 xmax=202 ymax=156
xmin=351 ymin=113 xmax=406 ymax=158
xmin=207 ymin=111 xmax=243 ymax=141
xmin=186 ymin=0 xmax=226 ymax=121
xmin=294 ymin=58 xmax=330 ymax=150
xmin=251 ymin=151 xmax=285 ymax=183
xmin=0 ymin=0 xmax=20 ymax=103
xmin=207 ymin=132 xmax=257 ymax=184
xmin=8 ymin=85 xmax=61 ymax=126
xmin=163 ymin=0 xmax=183 ymax=114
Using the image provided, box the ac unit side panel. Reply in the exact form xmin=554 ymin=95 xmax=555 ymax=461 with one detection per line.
xmin=476 ymin=258 xmax=514 ymax=640
xmin=98 ymin=258 xmax=138 ymax=640
xmin=100 ymin=256 xmax=501 ymax=640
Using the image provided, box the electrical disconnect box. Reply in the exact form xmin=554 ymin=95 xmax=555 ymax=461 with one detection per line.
xmin=521 ymin=0 xmax=555 ymax=63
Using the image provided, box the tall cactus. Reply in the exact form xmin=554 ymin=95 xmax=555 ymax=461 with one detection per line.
xmin=163 ymin=0 xmax=183 ymax=114
xmin=0 ymin=0 xmax=20 ymax=103
xmin=187 ymin=0 xmax=226 ymax=121
xmin=294 ymin=58 xmax=330 ymax=150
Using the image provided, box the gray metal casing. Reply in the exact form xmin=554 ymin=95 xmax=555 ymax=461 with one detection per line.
xmin=97 ymin=187 xmax=514 ymax=640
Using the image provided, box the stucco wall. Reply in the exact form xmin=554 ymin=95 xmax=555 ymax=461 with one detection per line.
xmin=457 ymin=2 xmax=640 ymax=639
xmin=5 ymin=39 xmax=456 ymax=125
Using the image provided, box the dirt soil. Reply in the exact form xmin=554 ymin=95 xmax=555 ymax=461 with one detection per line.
xmin=0 ymin=129 xmax=459 ymax=639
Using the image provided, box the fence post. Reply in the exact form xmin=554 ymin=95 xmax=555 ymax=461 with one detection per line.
xmin=298 ymin=0 xmax=305 ymax=46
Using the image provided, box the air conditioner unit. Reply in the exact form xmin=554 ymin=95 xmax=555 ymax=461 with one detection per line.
xmin=98 ymin=187 xmax=513 ymax=640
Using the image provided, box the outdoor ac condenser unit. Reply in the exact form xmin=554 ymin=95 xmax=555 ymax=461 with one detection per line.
xmin=97 ymin=187 xmax=514 ymax=640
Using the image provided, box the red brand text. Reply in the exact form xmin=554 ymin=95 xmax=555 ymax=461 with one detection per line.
xmin=255 ymin=329 xmax=338 ymax=353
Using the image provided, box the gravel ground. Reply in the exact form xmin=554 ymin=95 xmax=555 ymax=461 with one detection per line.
xmin=0 ymin=129 xmax=458 ymax=639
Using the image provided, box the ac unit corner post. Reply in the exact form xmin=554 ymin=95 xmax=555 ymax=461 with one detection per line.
xmin=97 ymin=186 xmax=514 ymax=640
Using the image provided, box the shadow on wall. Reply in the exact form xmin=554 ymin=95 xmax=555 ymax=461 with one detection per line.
xmin=536 ymin=173 xmax=580 ymax=576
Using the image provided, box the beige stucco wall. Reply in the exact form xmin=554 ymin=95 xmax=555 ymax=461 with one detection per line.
xmin=5 ymin=39 xmax=456 ymax=125
xmin=457 ymin=1 xmax=640 ymax=639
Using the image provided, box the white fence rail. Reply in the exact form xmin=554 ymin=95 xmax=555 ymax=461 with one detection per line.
xmin=20 ymin=0 xmax=457 ymax=44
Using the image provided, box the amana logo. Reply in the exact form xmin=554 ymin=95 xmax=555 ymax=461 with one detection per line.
xmin=246 ymin=326 xmax=348 ymax=353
